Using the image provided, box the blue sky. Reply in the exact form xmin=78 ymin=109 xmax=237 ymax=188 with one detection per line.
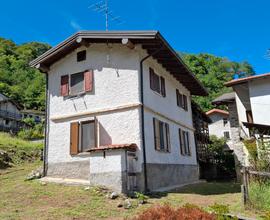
xmin=1 ymin=0 xmax=270 ymax=73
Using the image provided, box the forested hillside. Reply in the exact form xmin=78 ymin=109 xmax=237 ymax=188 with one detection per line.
xmin=0 ymin=37 xmax=255 ymax=112
xmin=0 ymin=38 xmax=50 ymax=111
xmin=182 ymin=53 xmax=255 ymax=111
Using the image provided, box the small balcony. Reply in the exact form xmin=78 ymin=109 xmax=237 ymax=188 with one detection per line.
xmin=0 ymin=110 xmax=22 ymax=121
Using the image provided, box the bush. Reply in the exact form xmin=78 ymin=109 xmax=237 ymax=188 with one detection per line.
xmin=18 ymin=123 xmax=44 ymax=140
xmin=133 ymin=204 xmax=216 ymax=220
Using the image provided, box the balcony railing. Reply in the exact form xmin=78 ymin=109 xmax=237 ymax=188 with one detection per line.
xmin=0 ymin=109 xmax=22 ymax=120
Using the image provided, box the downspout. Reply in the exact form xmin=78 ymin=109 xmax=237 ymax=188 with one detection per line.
xmin=139 ymin=47 xmax=162 ymax=192
xmin=43 ymin=72 xmax=49 ymax=176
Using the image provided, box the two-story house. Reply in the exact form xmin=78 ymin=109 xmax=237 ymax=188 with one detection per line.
xmin=30 ymin=31 xmax=208 ymax=193
xmin=206 ymin=109 xmax=231 ymax=140
xmin=0 ymin=93 xmax=23 ymax=133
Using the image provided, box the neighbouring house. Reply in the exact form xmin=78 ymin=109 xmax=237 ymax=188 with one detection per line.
xmin=30 ymin=31 xmax=208 ymax=193
xmin=206 ymin=109 xmax=231 ymax=140
xmin=225 ymin=73 xmax=270 ymax=139
xmin=21 ymin=109 xmax=45 ymax=123
xmin=0 ymin=93 xmax=24 ymax=133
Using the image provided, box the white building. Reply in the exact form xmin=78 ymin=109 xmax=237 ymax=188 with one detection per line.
xmin=0 ymin=93 xmax=23 ymax=132
xmin=30 ymin=31 xmax=207 ymax=193
xmin=225 ymin=73 xmax=270 ymax=138
xmin=206 ymin=109 xmax=231 ymax=140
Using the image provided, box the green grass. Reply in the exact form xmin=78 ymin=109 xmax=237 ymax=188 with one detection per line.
xmin=0 ymin=132 xmax=43 ymax=165
xmin=249 ymin=180 xmax=270 ymax=212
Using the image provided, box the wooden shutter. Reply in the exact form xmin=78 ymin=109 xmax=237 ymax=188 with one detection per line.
xmin=149 ymin=68 xmax=155 ymax=91
xmin=165 ymin=123 xmax=170 ymax=152
xmin=179 ymin=128 xmax=183 ymax=155
xmin=153 ymin=118 xmax=160 ymax=150
xmin=61 ymin=75 xmax=69 ymax=96
xmin=186 ymin=132 xmax=191 ymax=155
xmin=84 ymin=70 xmax=93 ymax=92
xmin=183 ymin=95 xmax=188 ymax=111
xmin=176 ymin=89 xmax=180 ymax=106
xmin=70 ymin=122 xmax=79 ymax=155
xmin=160 ymin=76 xmax=166 ymax=97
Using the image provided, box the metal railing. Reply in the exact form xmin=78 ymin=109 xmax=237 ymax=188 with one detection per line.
xmin=0 ymin=109 xmax=22 ymax=120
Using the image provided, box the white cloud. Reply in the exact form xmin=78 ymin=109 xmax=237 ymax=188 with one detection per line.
xmin=70 ymin=20 xmax=82 ymax=31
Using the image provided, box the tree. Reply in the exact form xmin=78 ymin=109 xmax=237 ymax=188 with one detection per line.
xmin=0 ymin=37 xmax=51 ymax=111
xmin=182 ymin=53 xmax=255 ymax=111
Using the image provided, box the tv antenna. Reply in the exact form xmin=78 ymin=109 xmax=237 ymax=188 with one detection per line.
xmin=89 ymin=0 xmax=124 ymax=31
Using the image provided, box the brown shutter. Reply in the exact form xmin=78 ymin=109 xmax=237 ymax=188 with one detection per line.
xmin=186 ymin=132 xmax=191 ymax=156
xmin=149 ymin=68 xmax=155 ymax=91
xmin=84 ymin=70 xmax=93 ymax=92
xmin=61 ymin=75 xmax=69 ymax=96
xmin=70 ymin=122 xmax=79 ymax=155
xmin=179 ymin=128 xmax=183 ymax=155
xmin=153 ymin=118 xmax=160 ymax=150
xmin=160 ymin=76 xmax=166 ymax=97
xmin=183 ymin=95 xmax=188 ymax=111
xmin=176 ymin=89 xmax=180 ymax=106
xmin=165 ymin=123 xmax=170 ymax=152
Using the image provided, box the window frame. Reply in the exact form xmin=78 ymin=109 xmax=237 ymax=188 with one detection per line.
xmin=79 ymin=120 xmax=96 ymax=153
xmin=179 ymin=128 xmax=191 ymax=156
xmin=149 ymin=68 xmax=166 ymax=97
xmin=176 ymin=89 xmax=188 ymax=111
xmin=224 ymin=131 xmax=230 ymax=140
xmin=70 ymin=71 xmax=85 ymax=96
xmin=153 ymin=117 xmax=170 ymax=153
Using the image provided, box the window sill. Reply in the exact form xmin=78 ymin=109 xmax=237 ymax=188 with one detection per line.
xmin=64 ymin=92 xmax=86 ymax=100
xmin=71 ymin=152 xmax=91 ymax=157
xmin=151 ymin=90 xmax=165 ymax=98
xmin=155 ymin=150 xmax=170 ymax=153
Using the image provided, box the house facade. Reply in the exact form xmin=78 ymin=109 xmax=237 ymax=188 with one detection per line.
xmin=225 ymin=73 xmax=270 ymax=140
xmin=206 ymin=109 xmax=231 ymax=140
xmin=0 ymin=93 xmax=23 ymax=133
xmin=30 ymin=31 xmax=207 ymax=193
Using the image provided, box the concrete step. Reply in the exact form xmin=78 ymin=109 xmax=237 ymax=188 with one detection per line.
xmin=39 ymin=176 xmax=90 ymax=186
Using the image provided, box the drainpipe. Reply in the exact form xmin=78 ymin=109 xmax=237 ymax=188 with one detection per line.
xmin=139 ymin=47 xmax=162 ymax=192
xmin=43 ymin=72 xmax=49 ymax=176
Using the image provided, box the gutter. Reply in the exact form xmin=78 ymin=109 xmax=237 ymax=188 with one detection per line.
xmin=139 ymin=47 xmax=162 ymax=192
xmin=43 ymin=73 xmax=49 ymax=176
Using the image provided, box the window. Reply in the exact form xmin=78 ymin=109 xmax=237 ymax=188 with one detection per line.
xmin=179 ymin=128 xmax=191 ymax=156
xmin=61 ymin=70 xmax=93 ymax=96
xmin=70 ymin=119 xmax=97 ymax=155
xmin=4 ymin=119 xmax=10 ymax=126
xmin=153 ymin=118 xmax=170 ymax=152
xmin=223 ymin=118 xmax=228 ymax=126
xmin=71 ymin=72 xmax=84 ymax=95
xmin=176 ymin=89 xmax=188 ymax=111
xmin=81 ymin=121 xmax=96 ymax=152
xmin=77 ymin=50 xmax=86 ymax=62
xmin=149 ymin=68 xmax=166 ymax=97
xmin=224 ymin=131 xmax=230 ymax=140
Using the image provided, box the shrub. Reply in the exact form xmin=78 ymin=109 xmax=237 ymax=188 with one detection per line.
xmin=133 ymin=204 xmax=216 ymax=220
xmin=134 ymin=192 xmax=148 ymax=204
xmin=18 ymin=123 xmax=44 ymax=140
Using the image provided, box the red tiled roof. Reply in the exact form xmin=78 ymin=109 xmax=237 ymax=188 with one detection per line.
xmin=225 ymin=73 xmax=270 ymax=87
xmin=88 ymin=143 xmax=137 ymax=152
xmin=206 ymin=108 xmax=229 ymax=116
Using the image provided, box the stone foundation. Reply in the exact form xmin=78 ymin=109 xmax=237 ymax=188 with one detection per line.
xmin=47 ymin=160 xmax=90 ymax=180
xmin=137 ymin=163 xmax=199 ymax=191
xmin=90 ymin=171 xmax=127 ymax=193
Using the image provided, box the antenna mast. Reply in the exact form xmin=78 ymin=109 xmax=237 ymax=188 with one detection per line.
xmin=89 ymin=0 xmax=124 ymax=31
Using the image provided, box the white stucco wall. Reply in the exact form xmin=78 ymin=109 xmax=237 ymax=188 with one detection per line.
xmin=249 ymin=78 xmax=270 ymax=125
xmin=47 ymin=44 xmax=142 ymax=168
xmin=90 ymin=150 xmax=126 ymax=173
xmin=234 ymin=88 xmax=250 ymax=138
xmin=139 ymin=48 xmax=197 ymax=165
xmin=208 ymin=113 xmax=231 ymax=139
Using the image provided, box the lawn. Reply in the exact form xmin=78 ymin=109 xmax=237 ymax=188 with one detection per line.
xmin=0 ymin=162 xmax=261 ymax=220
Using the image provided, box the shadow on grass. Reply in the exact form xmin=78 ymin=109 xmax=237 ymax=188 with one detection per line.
xmin=146 ymin=181 xmax=241 ymax=198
